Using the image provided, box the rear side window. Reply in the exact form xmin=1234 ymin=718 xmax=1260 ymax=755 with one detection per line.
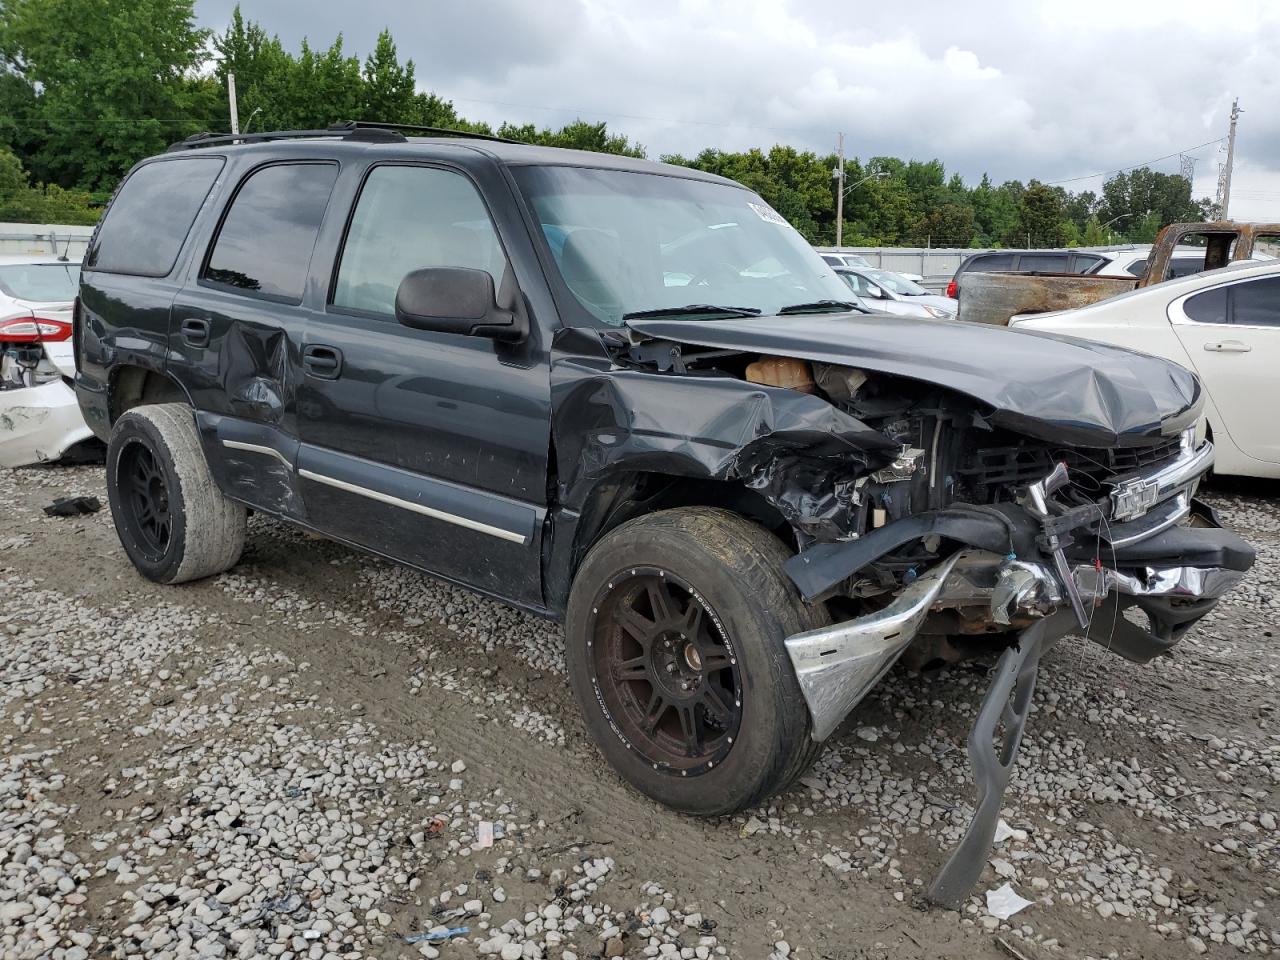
xmin=1183 ymin=286 xmax=1228 ymax=324
xmin=1125 ymin=258 xmax=1149 ymax=278
xmin=1168 ymin=256 xmax=1207 ymax=279
xmin=332 ymin=165 xmax=506 ymax=317
xmin=1230 ymin=276 xmax=1280 ymax=327
xmin=964 ymin=253 xmax=1015 ymax=272
xmin=1071 ymin=253 xmax=1105 ymax=273
xmin=204 ymin=162 xmax=338 ymax=303
xmin=85 ymin=158 xmax=224 ymax=277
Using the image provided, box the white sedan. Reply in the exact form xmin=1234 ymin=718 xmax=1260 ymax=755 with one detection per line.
xmin=1011 ymin=260 xmax=1280 ymax=479
xmin=0 ymin=254 xmax=96 ymax=468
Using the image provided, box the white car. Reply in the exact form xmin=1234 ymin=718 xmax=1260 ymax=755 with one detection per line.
xmin=0 ymin=255 xmax=97 ymax=468
xmin=817 ymin=249 xmax=924 ymax=283
xmin=836 ymin=267 xmax=957 ymax=319
xmin=1011 ymin=260 xmax=1280 ymax=478
xmin=1091 ymin=245 xmax=1273 ymax=280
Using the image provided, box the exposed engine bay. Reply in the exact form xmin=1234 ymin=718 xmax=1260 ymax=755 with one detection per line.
xmin=596 ymin=320 xmax=1254 ymax=906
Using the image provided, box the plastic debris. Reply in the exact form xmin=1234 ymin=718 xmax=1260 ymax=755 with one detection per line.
xmin=993 ymin=819 xmax=1028 ymax=844
xmin=405 ymin=926 xmax=469 ymax=944
xmin=476 ymin=821 xmax=494 ymax=849
xmin=43 ymin=495 xmax=100 ymax=517
xmin=986 ymin=883 xmax=1034 ymax=920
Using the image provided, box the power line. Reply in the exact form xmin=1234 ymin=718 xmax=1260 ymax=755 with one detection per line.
xmin=1042 ymin=137 xmax=1225 ymax=185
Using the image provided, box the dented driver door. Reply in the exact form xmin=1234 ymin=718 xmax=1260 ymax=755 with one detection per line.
xmin=167 ymin=159 xmax=342 ymax=520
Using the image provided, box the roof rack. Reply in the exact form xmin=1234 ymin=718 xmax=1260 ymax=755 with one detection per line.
xmin=166 ymin=120 xmax=514 ymax=152
xmin=343 ymin=120 xmax=518 ymax=144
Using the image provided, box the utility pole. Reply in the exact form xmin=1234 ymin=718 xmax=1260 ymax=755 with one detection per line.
xmin=835 ymin=132 xmax=845 ymax=249
xmin=1215 ymin=98 xmax=1241 ymax=219
xmin=228 ymin=73 xmax=240 ymax=136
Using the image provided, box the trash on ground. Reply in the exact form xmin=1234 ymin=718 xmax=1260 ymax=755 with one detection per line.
xmin=993 ymin=819 xmax=1028 ymax=844
xmin=405 ymin=926 xmax=469 ymax=943
xmin=986 ymin=883 xmax=1034 ymax=920
xmin=476 ymin=820 xmax=494 ymax=848
xmin=43 ymin=495 xmax=100 ymax=517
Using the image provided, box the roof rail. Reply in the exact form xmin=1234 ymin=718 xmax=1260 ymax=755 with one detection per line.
xmin=341 ymin=120 xmax=518 ymax=144
xmin=166 ymin=120 xmax=516 ymax=152
xmin=166 ymin=121 xmax=405 ymax=151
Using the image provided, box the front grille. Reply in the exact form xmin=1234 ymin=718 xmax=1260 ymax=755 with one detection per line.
xmin=958 ymin=436 xmax=1184 ymax=498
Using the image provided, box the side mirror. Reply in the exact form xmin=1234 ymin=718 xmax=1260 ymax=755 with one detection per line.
xmin=867 ymin=285 xmax=885 ymax=299
xmin=394 ymin=267 xmax=527 ymax=343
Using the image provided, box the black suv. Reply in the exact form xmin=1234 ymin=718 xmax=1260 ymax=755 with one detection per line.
xmin=76 ymin=124 xmax=1252 ymax=904
xmin=946 ymin=248 xmax=1107 ymax=297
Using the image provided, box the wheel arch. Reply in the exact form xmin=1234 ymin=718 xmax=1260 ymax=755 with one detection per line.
xmin=543 ymin=468 xmax=794 ymax=615
xmin=108 ymin=365 xmax=193 ymax=425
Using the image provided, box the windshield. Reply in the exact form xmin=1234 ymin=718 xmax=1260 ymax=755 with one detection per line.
xmin=0 ymin=262 xmax=81 ymax=302
xmin=862 ymin=269 xmax=927 ymax=296
xmin=513 ymin=165 xmax=854 ymax=325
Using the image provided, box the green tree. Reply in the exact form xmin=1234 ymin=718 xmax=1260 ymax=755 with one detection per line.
xmin=1008 ymin=180 xmax=1066 ymax=247
xmin=361 ymin=30 xmax=416 ymax=123
xmin=0 ymin=0 xmax=210 ymax=189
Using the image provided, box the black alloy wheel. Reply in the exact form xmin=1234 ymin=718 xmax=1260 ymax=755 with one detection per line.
xmin=116 ymin=439 xmax=173 ymax=561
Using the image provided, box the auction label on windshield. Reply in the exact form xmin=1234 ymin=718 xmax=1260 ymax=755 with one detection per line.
xmin=748 ymin=201 xmax=788 ymax=225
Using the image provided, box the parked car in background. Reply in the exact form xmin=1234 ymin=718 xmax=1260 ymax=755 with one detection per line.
xmin=817 ymin=248 xmax=924 ymax=283
xmin=0 ymin=254 xmax=98 ymax=468
xmin=1092 ymin=245 xmax=1274 ymax=280
xmin=835 ymin=267 xmax=956 ymax=319
xmin=946 ymin=249 xmax=1108 ymax=298
xmin=1011 ymin=259 xmax=1280 ymax=478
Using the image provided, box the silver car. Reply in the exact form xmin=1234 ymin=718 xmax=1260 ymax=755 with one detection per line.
xmin=835 ymin=267 xmax=957 ymax=319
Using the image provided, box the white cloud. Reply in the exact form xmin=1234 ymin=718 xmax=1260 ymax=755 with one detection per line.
xmin=198 ymin=0 xmax=1280 ymax=214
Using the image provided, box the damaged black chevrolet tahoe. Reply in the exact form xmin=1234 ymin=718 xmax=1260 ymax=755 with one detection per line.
xmin=76 ymin=124 xmax=1254 ymax=904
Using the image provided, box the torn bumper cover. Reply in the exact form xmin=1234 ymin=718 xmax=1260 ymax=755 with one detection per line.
xmin=777 ymin=444 xmax=1254 ymax=906
xmin=0 ymin=378 xmax=95 ymax=468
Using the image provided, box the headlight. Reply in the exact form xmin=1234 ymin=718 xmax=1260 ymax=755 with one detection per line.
xmin=923 ymin=305 xmax=953 ymax=319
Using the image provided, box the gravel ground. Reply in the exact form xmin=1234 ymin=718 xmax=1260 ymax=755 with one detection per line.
xmin=1 ymin=463 xmax=1276 ymax=960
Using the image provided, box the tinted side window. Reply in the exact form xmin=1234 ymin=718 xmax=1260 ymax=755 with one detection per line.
xmin=1125 ymin=258 xmax=1149 ymax=278
xmin=333 ymin=165 xmax=506 ymax=316
xmin=1230 ymin=276 xmax=1280 ymax=327
xmin=1019 ymin=253 xmax=1070 ymax=272
xmin=204 ymin=162 xmax=338 ymax=303
xmin=965 ymin=253 xmax=1015 ymax=272
xmin=1071 ymin=253 xmax=1105 ymax=273
xmin=1183 ymin=286 xmax=1228 ymax=324
xmin=86 ymin=158 xmax=224 ymax=277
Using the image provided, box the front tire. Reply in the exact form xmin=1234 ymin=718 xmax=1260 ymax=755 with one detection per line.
xmin=106 ymin=403 xmax=246 ymax=584
xmin=565 ymin=507 xmax=828 ymax=816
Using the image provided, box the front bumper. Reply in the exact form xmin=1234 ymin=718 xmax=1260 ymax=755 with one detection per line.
xmin=0 ymin=378 xmax=95 ymax=468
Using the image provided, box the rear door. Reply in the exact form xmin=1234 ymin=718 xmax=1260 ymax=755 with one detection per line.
xmin=1170 ymin=274 xmax=1280 ymax=464
xmin=168 ymin=159 xmax=340 ymax=518
xmin=295 ymin=159 xmax=552 ymax=607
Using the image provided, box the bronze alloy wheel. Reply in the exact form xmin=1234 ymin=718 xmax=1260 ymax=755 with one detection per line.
xmin=586 ymin=566 xmax=743 ymax=776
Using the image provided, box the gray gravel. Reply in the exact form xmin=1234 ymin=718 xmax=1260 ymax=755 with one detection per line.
xmin=1 ymin=465 xmax=1277 ymax=960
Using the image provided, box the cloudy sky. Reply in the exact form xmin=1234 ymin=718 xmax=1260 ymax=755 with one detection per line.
xmin=197 ymin=0 xmax=1280 ymax=219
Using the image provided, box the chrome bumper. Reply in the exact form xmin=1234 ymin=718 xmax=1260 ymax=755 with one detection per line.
xmin=1109 ymin=436 xmax=1214 ymax=524
xmin=785 ymin=551 xmax=1244 ymax=742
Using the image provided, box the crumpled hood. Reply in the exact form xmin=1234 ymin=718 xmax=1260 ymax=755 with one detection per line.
xmin=625 ymin=313 xmax=1202 ymax=447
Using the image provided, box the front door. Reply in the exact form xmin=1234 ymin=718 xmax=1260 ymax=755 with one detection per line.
xmin=1171 ymin=274 xmax=1280 ymax=464
xmin=295 ymin=162 xmax=551 ymax=607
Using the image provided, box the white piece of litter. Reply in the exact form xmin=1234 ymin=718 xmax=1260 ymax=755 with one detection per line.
xmin=475 ymin=821 xmax=494 ymax=849
xmin=986 ymin=882 xmax=1034 ymax=920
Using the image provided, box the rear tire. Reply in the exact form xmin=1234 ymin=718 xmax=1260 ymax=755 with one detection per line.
xmin=565 ymin=507 xmax=828 ymax=816
xmin=106 ymin=403 xmax=246 ymax=584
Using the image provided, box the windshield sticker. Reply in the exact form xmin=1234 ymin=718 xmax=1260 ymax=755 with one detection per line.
xmin=748 ymin=201 xmax=787 ymax=225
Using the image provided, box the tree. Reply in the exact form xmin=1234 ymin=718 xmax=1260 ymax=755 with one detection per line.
xmin=0 ymin=146 xmax=99 ymax=223
xmin=0 ymin=0 xmax=210 ymax=189
xmin=1008 ymin=181 xmax=1066 ymax=247
xmin=361 ymin=30 xmax=416 ymax=123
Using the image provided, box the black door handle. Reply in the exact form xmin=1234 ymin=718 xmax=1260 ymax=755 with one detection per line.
xmin=303 ymin=345 xmax=343 ymax=379
xmin=180 ymin=318 xmax=210 ymax=347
